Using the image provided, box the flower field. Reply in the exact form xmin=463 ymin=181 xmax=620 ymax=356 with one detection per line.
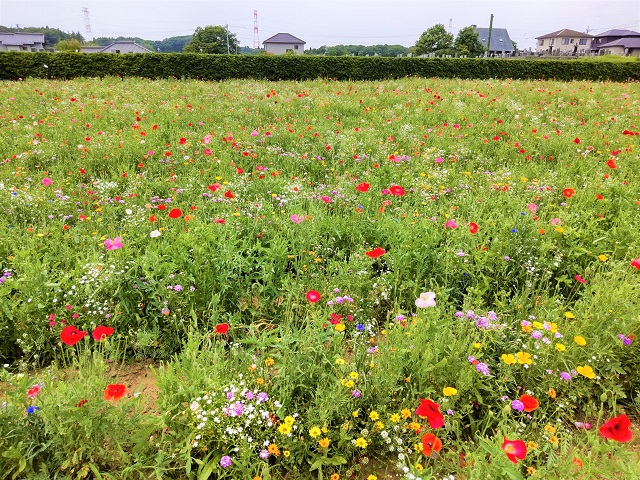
xmin=1 ymin=76 xmax=639 ymax=479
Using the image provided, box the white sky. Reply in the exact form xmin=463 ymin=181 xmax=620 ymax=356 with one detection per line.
xmin=1 ymin=0 xmax=639 ymax=49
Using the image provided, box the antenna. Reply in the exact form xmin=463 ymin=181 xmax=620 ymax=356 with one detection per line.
xmin=448 ymin=19 xmax=453 ymax=35
xmin=253 ymin=10 xmax=260 ymax=49
xmin=82 ymin=7 xmax=93 ymax=40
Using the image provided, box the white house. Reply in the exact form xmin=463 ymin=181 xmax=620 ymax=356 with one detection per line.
xmin=262 ymin=33 xmax=305 ymax=55
xmin=0 ymin=33 xmax=45 ymax=52
xmin=535 ymin=29 xmax=591 ymax=55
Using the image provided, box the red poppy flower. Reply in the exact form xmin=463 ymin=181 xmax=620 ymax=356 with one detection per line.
xmin=215 ymin=323 xmax=229 ymax=334
xmin=631 ymin=258 xmax=640 ymax=270
xmin=60 ymin=325 xmax=88 ymax=346
xmin=149 ymin=215 xmax=157 ymax=222
xmin=416 ymin=398 xmax=445 ymax=429
xmin=563 ymin=188 xmax=575 ymax=198
xmin=606 ymin=159 xmax=617 ymax=169
xmin=104 ymin=384 xmax=127 ymax=401
xmin=157 ymin=204 xmax=167 ymax=211
xmin=306 ymin=290 xmax=321 ymax=303
xmin=224 ymin=190 xmax=235 ymax=199
xmin=595 ymin=194 xmax=604 ymax=200
xmin=92 ymin=325 xmax=115 ymax=341
xmin=519 ymin=394 xmax=539 ymax=413
xmin=502 ymin=437 xmax=527 ymax=464
xmin=573 ymin=138 xmax=581 ymax=144
xmin=355 ymin=182 xmax=370 ymax=192
xmin=207 ymin=184 xmax=220 ymax=192
xmin=179 ymin=137 xmax=187 ymax=144
xmin=599 ymin=414 xmax=633 ymax=442
xmin=365 ymin=247 xmax=386 ymax=258
xmin=422 ymin=432 xmax=442 ymax=457
xmin=168 ymin=208 xmax=182 ymax=219
xmin=575 ymin=274 xmax=587 ymax=284
xmin=389 ymin=185 xmax=406 ymax=196
xmin=469 ymin=222 xmax=479 ymax=234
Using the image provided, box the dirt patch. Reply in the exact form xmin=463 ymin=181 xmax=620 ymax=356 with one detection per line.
xmin=109 ymin=359 xmax=160 ymax=414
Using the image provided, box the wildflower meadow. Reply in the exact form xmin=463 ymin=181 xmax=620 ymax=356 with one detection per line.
xmin=1 ymin=75 xmax=639 ymax=479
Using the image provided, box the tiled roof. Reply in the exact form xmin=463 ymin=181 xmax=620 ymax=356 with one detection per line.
xmin=594 ymin=29 xmax=640 ymax=38
xmin=97 ymin=41 xmax=152 ymax=53
xmin=536 ymin=29 xmax=589 ymax=39
xmin=262 ymin=33 xmax=305 ymax=45
xmin=597 ymin=37 xmax=640 ymax=49
xmin=475 ymin=28 xmax=514 ymax=51
xmin=0 ymin=32 xmax=45 ymax=46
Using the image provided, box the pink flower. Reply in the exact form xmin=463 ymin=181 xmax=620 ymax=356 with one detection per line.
xmin=251 ymin=130 xmax=259 ymax=136
xmin=202 ymin=134 xmax=212 ymax=144
xmin=321 ymin=196 xmax=332 ymax=203
xmin=435 ymin=157 xmax=444 ymax=163
xmin=551 ymin=218 xmax=563 ymax=226
xmin=575 ymin=274 xmax=587 ymax=284
xmin=527 ymin=203 xmax=538 ymax=213
xmin=631 ymin=258 xmax=640 ymax=270
xmin=445 ymin=219 xmax=458 ymax=229
xmin=290 ymin=214 xmax=303 ymax=224
xmin=104 ymin=237 xmax=123 ymax=250
xmin=41 ymin=177 xmax=53 ymax=186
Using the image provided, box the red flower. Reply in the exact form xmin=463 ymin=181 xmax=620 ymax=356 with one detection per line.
xmin=519 ymin=394 xmax=539 ymax=412
xmin=306 ymin=290 xmax=321 ymax=303
xmin=215 ymin=323 xmax=229 ymax=334
xmin=469 ymin=222 xmax=479 ymax=234
xmin=207 ymin=184 xmax=220 ymax=192
xmin=606 ymin=159 xmax=617 ymax=169
xmin=599 ymin=414 xmax=633 ymax=442
xmin=365 ymin=247 xmax=386 ymax=258
xmin=60 ymin=325 xmax=88 ymax=346
xmin=575 ymin=274 xmax=587 ymax=284
xmin=168 ymin=208 xmax=182 ymax=219
xmin=389 ymin=185 xmax=405 ymax=196
xmin=422 ymin=432 xmax=442 ymax=457
xmin=573 ymin=138 xmax=581 ymax=144
xmin=157 ymin=204 xmax=167 ymax=211
xmin=92 ymin=325 xmax=115 ymax=341
xmin=563 ymin=188 xmax=575 ymax=198
xmin=224 ymin=190 xmax=235 ymax=199
xmin=631 ymin=258 xmax=640 ymax=270
xmin=355 ymin=182 xmax=370 ymax=192
xmin=502 ymin=437 xmax=527 ymax=464
xmin=179 ymin=137 xmax=187 ymax=144
xmin=104 ymin=384 xmax=127 ymax=402
xmin=416 ymin=398 xmax=445 ymax=429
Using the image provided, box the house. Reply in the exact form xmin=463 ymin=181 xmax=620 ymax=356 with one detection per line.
xmin=591 ymin=29 xmax=640 ymax=55
xmin=474 ymin=27 xmax=515 ymax=56
xmin=535 ymin=29 xmax=591 ymax=55
xmin=0 ymin=33 xmax=45 ymax=52
xmin=81 ymin=41 xmax=152 ymax=53
xmin=262 ymin=33 xmax=305 ymax=55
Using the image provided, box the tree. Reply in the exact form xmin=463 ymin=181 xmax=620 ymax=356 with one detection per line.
xmin=414 ymin=24 xmax=453 ymax=56
xmin=454 ymin=26 xmax=486 ymax=57
xmin=183 ymin=26 xmax=239 ymax=54
xmin=55 ymin=39 xmax=83 ymax=52
xmin=154 ymin=35 xmax=192 ymax=53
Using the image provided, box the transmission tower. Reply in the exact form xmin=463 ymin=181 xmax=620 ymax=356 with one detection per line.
xmin=82 ymin=7 xmax=93 ymax=40
xmin=253 ymin=10 xmax=260 ymax=49
xmin=448 ymin=19 xmax=453 ymax=35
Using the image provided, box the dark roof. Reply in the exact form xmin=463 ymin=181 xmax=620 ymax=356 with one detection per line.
xmin=597 ymin=37 xmax=640 ymax=49
xmin=475 ymin=27 xmax=514 ymax=51
xmin=0 ymin=32 xmax=45 ymax=46
xmin=594 ymin=29 xmax=640 ymax=38
xmin=536 ymin=29 xmax=589 ymax=39
xmin=262 ymin=33 xmax=305 ymax=45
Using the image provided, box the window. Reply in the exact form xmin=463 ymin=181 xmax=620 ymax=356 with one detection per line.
xmin=570 ymin=38 xmax=574 ymax=43
xmin=286 ymin=48 xmax=293 ymax=52
xmin=294 ymin=45 xmax=299 ymax=50
xmin=579 ymin=38 xmax=588 ymax=45
xmin=549 ymin=39 xmax=555 ymax=45
xmin=538 ymin=39 xmax=545 ymax=46
xmin=561 ymin=38 xmax=570 ymax=45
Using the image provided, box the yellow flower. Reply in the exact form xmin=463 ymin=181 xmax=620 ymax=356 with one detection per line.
xmin=283 ymin=450 xmax=290 ymax=457
xmin=309 ymin=427 xmax=322 ymax=438
xmin=390 ymin=413 xmax=400 ymax=423
xmin=474 ymin=342 xmax=482 ymax=349
xmin=443 ymin=387 xmax=458 ymax=396
xmin=516 ymin=351 xmax=533 ymax=365
xmin=545 ymin=424 xmax=557 ymax=434
xmin=349 ymin=371 xmax=359 ymax=379
xmin=355 ymin=437 xmax=368 ymax=448
xmin=336 ymin=358 xmax=345 ymax=365
xmin=284 ymin=416 xmax=295 ymax=426
xmin=375 ymin=421 xmax=384 ymax=430
xmin=330 ymin=475 xmax=340 ymax=480
xmin=256 ymin=377 xmax=264 ymax=385
xmin=577 ymin=365 xmax=596 ymax=379
xmin=555 ymin=227 xmax=564 ymax=233
xmin=549 ymin=435 xmax=559 ymax=445
xmin=415 ymin=463 xmax=423 ymax=472
xmin=527 ymin=441 xmax=538 ymax=450
xmin=369 ymin=411 xmax=379 ymax=421
xmin=335 ymin=323 xmax=345 ymax=332
xmin=352 ymin=410 xmax=359 ymax=418
xmin=367 ymin=476 xmax=378 ymax=480
xmin=265 ymin=357 xmax=275 ymax=367
xmin=574 ymin=335 xmax=586 ymax=346
xmin=401 ymin=408 xmax=412 ymax=419
xmin=527 ymin=466 xmax=537 ymax=475
xmin=344 ymin=380 xmax=355 ymax=388
xmin=319 ymin=437 xmax=330 ymax=448
xmin=278 ymin=423 xmax=292 ymax=435
xmin=533 ymin=321 xmax=543 ymax=330
xmin=548 ymin=388 xmax=557 ymax=399
xmin=565 ymin=312 xmax=575 ymax=319
xmin=555 ymin=343 xmax=566 ymax=352
xmin=501 ymin=353 xmax=517 ymax=365
xmin=598 ymin=254 xmax=608 ymax=262
xmin=545 ymin=322 xmax=558 ymax=333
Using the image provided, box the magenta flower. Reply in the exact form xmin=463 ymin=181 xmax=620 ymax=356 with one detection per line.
xmin=41 ymin=177 xmax=53 ymax=186
xmin=445 ymin=219 xmax=458 ymax=229
xmin=104 ymin=237 xmax=123 ymax=251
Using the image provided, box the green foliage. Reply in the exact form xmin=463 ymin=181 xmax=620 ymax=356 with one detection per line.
xmin=54 ymin=39 xmax=83 ymax=52
xmin=154 ymin=35 xmax=192 ymax=53
xmin=306 ymin=44 xmax=410 ymax=57
xmin=414 ymin=24 xmax=454 ymax=56
xmin=455 ymin=26 xmax=486 ymax=57
xmin=183 ymin=25 xmax=239 ymax=54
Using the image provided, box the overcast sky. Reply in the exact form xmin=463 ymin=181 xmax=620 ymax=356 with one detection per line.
xmin=1 ymin=0 xmax=639 ymax=49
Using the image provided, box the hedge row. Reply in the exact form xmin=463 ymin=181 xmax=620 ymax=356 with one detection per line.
xmin=1 ymin=52 xmax=639 ymax=82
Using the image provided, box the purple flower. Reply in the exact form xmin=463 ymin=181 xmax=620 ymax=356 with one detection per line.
xmin=511 ymin=400 xmax=525 ymax=412
xmin=531 ymin=331 xmax=542 ymax=339
xmin=226 ymin=391 xmax=235 ymax=400
xmin=256 ymin=392 xmax=268 ymax=403
xmin=476 ymin=362 xmax=490 ymax=376
xmin=220 ymin=455 xmax=233 ymax=468
xmin=260 ymin=449 xmax=270 ymax=459
xmin=356 ymin=323 xmax=365 ymax=331
xmin=174 ymin=285 xmax=183 ymax=292
xmin=560 ymin=371 xmax=572 ymax=381
xmin=446 ymin=409 xmax=454 ymax=415
xmin=244 ymin=391 xmax=255 ymax=400
xmin=352 ymin=390 xmax=361 ymax=398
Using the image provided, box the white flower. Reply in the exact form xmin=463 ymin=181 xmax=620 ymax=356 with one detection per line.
xmin=415 ymin=291 xmax=436 ymax=308
xmin=150 ymin=230 xmax=161 ymax=238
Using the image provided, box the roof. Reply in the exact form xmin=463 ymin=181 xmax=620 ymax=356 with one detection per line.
xmin=536 ymin=29 xmax=589 ymax=39
xmin=597 ymin=37 xmax=640 ymax=49
xmin=475 ymin=27 xmax=514 ymax=51
xmin=262 ymin=33 xmax=305 ymax=45
xmin=96 ymin=41 xmax=152 ymax=53
xmin=0 ymin=32 xmax=45 ymax=46
xmin=594 ymin=29 xmax=640 ymax=38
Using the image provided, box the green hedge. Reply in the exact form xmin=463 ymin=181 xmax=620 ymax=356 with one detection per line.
xmin=1 ymin=52 xmax=639 ymax=81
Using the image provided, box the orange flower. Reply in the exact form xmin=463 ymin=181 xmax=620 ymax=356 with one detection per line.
xmin=104 ymin=384 xmax=126 ymax=401
xmin=422 ymin=432 xmax=442 ymax=457
xmin=519 ymin=394 xmax=539 ymax=413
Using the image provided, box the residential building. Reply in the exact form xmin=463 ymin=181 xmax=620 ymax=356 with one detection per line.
xmin=535 ymin=29 xmax=591 ymax=55
xmin=81 ymin=41 xmax=152 ymax=53
xmin=0 ymin=33 xmax=45 ymax=51
xmin=262 ymin=33 xmax=305 ymax=55
xmin=474 ymin=27 xmax=515 ymax=56
xmin=592 ymin=29 xmax=640 ymax=56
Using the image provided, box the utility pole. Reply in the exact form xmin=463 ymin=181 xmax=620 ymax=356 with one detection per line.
xmin=486 ymin=14 xmax=494 ymax=57
xmin=226 ymin=24 xmax=230 ymax=54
